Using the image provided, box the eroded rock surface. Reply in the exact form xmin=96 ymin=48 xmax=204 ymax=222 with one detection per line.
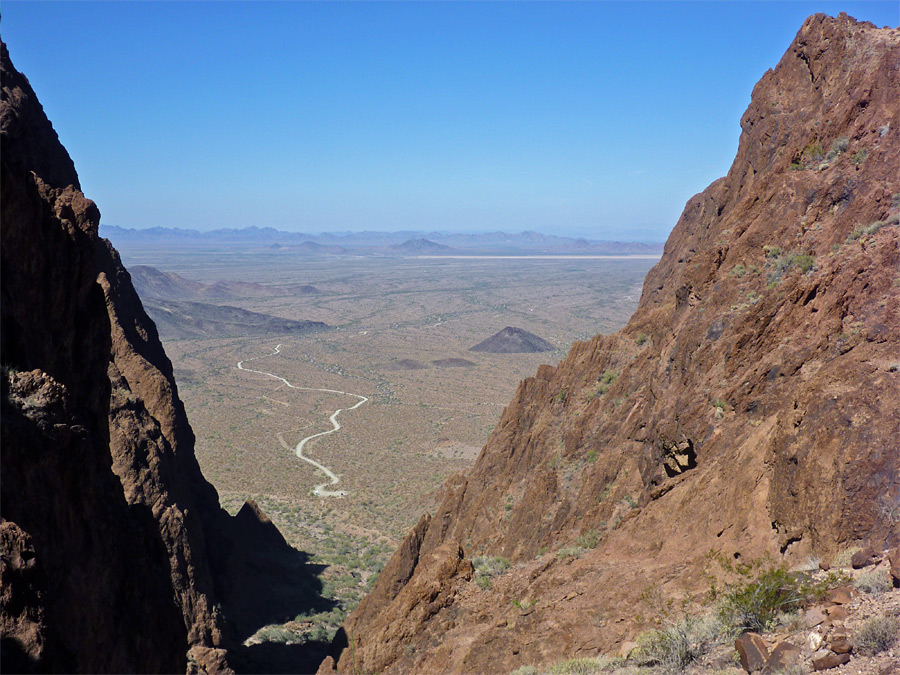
xmin=1 ymin=39 xmax=321 ymax=673
xmin=324 ymin=13 xmax=900 ymax=674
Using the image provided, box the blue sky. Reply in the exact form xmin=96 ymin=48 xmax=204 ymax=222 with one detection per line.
xmin=2 ymin=2 xmax=897 ymax=241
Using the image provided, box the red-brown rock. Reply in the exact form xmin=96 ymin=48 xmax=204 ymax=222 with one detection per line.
xmin=736 ymin=632 xmax=770 ymax=672
xmin=851 ymin=547 xmax=879 ymax=569
xmin=323 ymin=13 xmax=900 ymax=674
xmin=762 ymin=642 xmax=802 ymax=674
xmin=829 ymin=634 xmax=852 ymax=654
xmin=812 ymin=652 xmax=851 ymax=670
xmin=889 ymin=547 xmax=900 ymax=586
xmin=0 ymin=38 xmax=312 ymax=674
xmin=824 ymin=586 xmax=855 ymax=604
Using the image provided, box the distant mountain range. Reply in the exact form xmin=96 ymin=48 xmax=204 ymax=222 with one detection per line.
xmin=101 ymin=225 xmax=664 ymax=255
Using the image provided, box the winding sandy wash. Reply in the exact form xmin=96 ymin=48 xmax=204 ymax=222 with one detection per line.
xmin=237 ymin=344 xmax=368 ymax=497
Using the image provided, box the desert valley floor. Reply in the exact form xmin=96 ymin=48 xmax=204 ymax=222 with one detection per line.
xmin=112 ymin=242 xmax=658 ymax=642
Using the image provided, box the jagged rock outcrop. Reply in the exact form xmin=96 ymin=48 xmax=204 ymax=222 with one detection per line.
xmin=323 ymin=14 xmax=900 ymax=674
xmin=1 ymin=39 xmax=321 ymax=673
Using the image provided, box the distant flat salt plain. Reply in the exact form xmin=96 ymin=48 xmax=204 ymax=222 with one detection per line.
xmin=414 ymin=254 xmax=662 ymax=260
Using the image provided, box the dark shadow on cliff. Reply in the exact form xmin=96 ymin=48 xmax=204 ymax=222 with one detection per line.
xmin=233 ymin=639 xmax=333 ymax=675
xmin=210 ymin=500 xmax=337 ymax=671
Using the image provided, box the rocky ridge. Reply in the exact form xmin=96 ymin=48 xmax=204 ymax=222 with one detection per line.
xmin=322 ymin=14 xmax=900 ymax=674
xmin=0 ymin=39 xmax=323 ymax=673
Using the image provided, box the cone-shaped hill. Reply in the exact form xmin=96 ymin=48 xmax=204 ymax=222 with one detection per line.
xmin=469 ymin=326 xmax=555 ymax=353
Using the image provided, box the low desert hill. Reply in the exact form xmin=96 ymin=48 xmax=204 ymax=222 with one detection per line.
xmin=141 ymin=299 xmax=330 ymax=340
xmin=470 ymin=326 xmax=556 ymax=353
xmin=321 ymin=14 xmax=900 ymax=675
xmin=129 ymin=264 xmax=277 ymax=300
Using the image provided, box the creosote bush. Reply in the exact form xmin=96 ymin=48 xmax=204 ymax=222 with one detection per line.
xmin=707 ymin=554 xmax=844 ymax=635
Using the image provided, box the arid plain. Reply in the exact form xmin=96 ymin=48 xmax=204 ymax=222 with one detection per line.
xmin=114 ymin=242 xmax=658 ymax=642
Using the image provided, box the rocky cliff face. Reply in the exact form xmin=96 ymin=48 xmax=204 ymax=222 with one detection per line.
xmin=0 ymin=40 xmax=317 ymax=673
xmin=322 ymin=14 xmax=900 ymax=674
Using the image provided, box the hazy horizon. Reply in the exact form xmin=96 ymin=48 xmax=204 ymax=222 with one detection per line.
xmin=3 ymin=1 xmax=897 ymax=242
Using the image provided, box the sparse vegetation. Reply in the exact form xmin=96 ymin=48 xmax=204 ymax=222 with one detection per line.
xmin=635 ymin=333 xmax=648 ymax=346
xmin=854 ymin=568 xmax=892 ymax=595
xmin=575 ymin=529 xmax=603 ymax=549
xmin=764 ymin=249 xmax=816 ymax=283
xmin=851 ymin=147 xmax=868 ymax=165
xmin=589 ymin=370 xmax=619 ymax=399
xmin=832 ymin=546 xmax=861 ymax=568
xmin=473 ymin=555 xmax=511 ymax=589
xmin=825 ymin=136 xmax=849 ymax=160
xmin=730 ymin=264 xmax=746 ymax=278
xmin=853 ymin=614 xmax=900 ymax=656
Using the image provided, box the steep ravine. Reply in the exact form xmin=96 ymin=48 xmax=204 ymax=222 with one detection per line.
xmin=0 ymin=40 xmax=328 ymax=673
xmin=322 ymin=13 xmax=900 ymax=675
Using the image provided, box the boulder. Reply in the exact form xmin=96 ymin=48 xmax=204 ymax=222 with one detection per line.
xmin=812 ymin=652 xmax=850 ymax=670
xmin=762 ymin=642 xmax=802 ymax=674
xmin=851 ymin=547 xmax=879 ymax=569
xmin=736 ymin=632 xmax=769 ymax=673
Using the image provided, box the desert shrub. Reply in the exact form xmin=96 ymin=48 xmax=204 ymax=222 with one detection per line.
xmin=589 ymin=371 xmax=618 ymax=399
xmin=853 ymin=615 xmax=900 ymax=656
xmin=730 ymin=264 xmax=746 ymax=278
xmin=547 ymin=658 xmax=607 ymax=675
xmin=802 ymin=141 xmax=824 ymax=163
xmin=878 ymin=123 xmax=890 ymax=137
xmin=600 ymin=370 xmax=618 ymax=385
xmin=851 ymin=147 xmax=868 ymax=165
xmin=585 ymin=449 xmax=598 ymax=463
xmin=473 ymin=555 xmax=510 ymax=589
xmin=635 ymin=615 xmax=719 ymax=672
xmin=854 ymin=569 xmax=892 ymax=595
xmin=556 ymin=545 xmax=584 ymax=559
xmin=635 ymin=333 xmax=648 ymax=346
xmin=791 ymin=254 xmax=815 ymax=273
xmin=789 ymin=163 xmax=804 ymax=171
xmin=575 ymin=529 xmax=603 ymax=549
xmin=510 ymin=667 xmax=539 ymax=675
xmin=832 ymin=546 xmax=861 ymax=567
xmin=710 ymin=556 xmax=842 ymax=635
xmin=832 ymin=136 xmax=850 ymax=153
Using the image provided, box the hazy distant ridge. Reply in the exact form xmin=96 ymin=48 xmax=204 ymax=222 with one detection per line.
xmin=102 ymin=225 xmax=664 ymax=254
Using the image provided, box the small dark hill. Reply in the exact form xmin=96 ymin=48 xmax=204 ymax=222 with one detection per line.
xmin=383 ymin=359 xmax=428 ymax=371
xmin=391 ymin=238 xmax=455 ymax=254
xmin=432 ymin=358 xmax=476 ymax=368
xmin=469 ymin=327 xmax=555 ymax=354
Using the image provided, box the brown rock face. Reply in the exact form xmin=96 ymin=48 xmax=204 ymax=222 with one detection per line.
xmin=325 ymin=13 xmax=900 ymax=675
xmin=1 ymin=39 xmax=322 ymax=672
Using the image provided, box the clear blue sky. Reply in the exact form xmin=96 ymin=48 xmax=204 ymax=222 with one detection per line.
xmin=2 ymin=1 xmax=897 ymax=241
